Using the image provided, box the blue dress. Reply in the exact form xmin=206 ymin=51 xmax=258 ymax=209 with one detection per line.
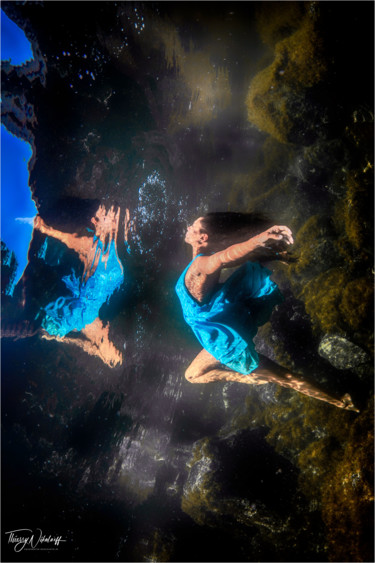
xmin=175 ymin=256 xmax=283 ymax=374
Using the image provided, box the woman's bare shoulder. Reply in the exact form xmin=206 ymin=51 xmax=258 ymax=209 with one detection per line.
xmin=189 ymin=254 xmax=223 ymax=276
xmin=185 ymin=255 xmax=221 ymax=301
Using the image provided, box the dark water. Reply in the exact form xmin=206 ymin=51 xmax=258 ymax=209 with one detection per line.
xmin=1 ymin=2 xmax=374 ymax=562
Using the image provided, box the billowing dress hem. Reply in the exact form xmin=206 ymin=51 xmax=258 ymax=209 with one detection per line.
xmin=175 ymin=258 xmax=283 ymax=375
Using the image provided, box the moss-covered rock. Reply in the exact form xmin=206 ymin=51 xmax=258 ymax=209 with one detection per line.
xmin=147 ymin=528 xmax=176 ymax=563
xmin=181 ymin=438 xmax=220 ymax=526
xmin=321 ymin=398 xmax=374 ymax=562
xmin=225 ymin=386 xmax=373 ymax=561
xmin=181 ymin=426 xmax=323 ymax=559
xmin=339 ymin=277 xmax=374 ymax=334
xmin=255 ymin=1 xmax=305 ymax=48
xmin=289 ymin=215 xmax=339 ymax=281
xmin=299 ymin=268 xmax=348 ymax=334
xmin=318 ymin=335 xmax=370 ymax=370
xmin=288 ymin=264 xmax=372 ymax=344
xmin=246 ymin=3 xmax=328 ymax=144
xmin=332 ymin=165 xmax=373 ymax=270
xmin=341 ymin=170 xmax=373 ymax=252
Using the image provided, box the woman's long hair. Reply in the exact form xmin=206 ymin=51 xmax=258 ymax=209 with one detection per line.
xmin=200 ymin=211 xmax=273 ymax=245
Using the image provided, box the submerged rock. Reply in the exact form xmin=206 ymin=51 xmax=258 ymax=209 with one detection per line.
xmin=180 ymin=428 xmax=319 ymax=559
xmin=1 ymin=241 xmax=18 ymax=297
xmin=318 ymin=335 xmax=370 ymax=370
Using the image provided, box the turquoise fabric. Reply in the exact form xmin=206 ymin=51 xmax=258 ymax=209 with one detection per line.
xmin=175 ymin=256 xmax=283 ymax=374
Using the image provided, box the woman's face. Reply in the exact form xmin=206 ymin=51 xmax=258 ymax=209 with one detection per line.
xmin=185 ymin=217 xmax=205 ymax=245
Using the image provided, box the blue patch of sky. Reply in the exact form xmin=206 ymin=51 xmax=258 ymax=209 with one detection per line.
xmin=1 ymin=9 xmax=36 ymax=295
xmin=1 ymin=9 xmax=33 ymax=65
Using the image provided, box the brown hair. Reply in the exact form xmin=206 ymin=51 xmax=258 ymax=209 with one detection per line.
xmin=200 ymin=211 xmax=272 ymax=245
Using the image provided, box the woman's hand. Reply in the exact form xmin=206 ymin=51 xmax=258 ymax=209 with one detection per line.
xmin=254 ymin=226 xmax=294 ymax=248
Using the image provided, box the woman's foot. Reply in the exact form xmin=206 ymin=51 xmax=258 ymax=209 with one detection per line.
xmin=340 ymin=393 xmax=360 ymax=413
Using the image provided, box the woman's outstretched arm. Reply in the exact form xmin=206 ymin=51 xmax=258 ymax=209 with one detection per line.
xmin=198 ymin=225 xmax=294 ymax=275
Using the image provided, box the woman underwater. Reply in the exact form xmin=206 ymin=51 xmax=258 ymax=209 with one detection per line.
xmin=175 ymin=212 xmax=358 ymax=412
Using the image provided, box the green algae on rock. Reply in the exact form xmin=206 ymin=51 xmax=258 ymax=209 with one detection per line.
xmin=289 ymin=215 xmax=339 ymax=281
xmin=222 ymin=387 xmax=374 ymax=562
xmin=321 ymin=398 xmax=374 ymax=562
xmin=298 ymin=268 xmax=348 ymax=335
xmin=341 ymin=170 xmax=373 ymax=253
xmin=246 ymin=2 xmax=328 ymax=144
xmin=181 ymin=438 xmax=219 ymax=526
xmin=181 ymin=426 xmax=320 ymax=560
xmin=339 ymin=277 xmax=374 ymax=336
xmin=255 ymin=1 xmax=304 ymax=49
xmin=318 ymin=335 xmax=370 ymax=371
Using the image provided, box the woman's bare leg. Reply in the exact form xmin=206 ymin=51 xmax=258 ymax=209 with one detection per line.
xmin=185 ymin=349 xmax=359 ymax=412
xmin=255 ymin=353 xmax=359 ymax=411
xmin=185 ymin=349 xmax=270 ymax=385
